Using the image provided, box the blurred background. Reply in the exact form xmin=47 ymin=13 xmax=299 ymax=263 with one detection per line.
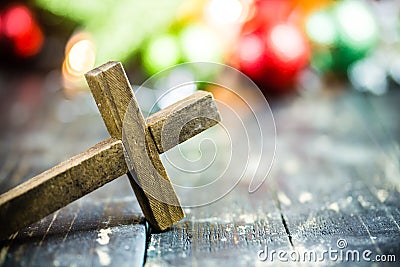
xmin=0 ymin=0 xmax=400 ymax=141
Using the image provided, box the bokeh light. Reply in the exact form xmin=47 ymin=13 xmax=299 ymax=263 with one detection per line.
xmin=238 ymin=34 xmax=264 ymax=64
xmin=180 ymin=24 xmax=222 ymax=62
xmin=62 ymin=32 xmax=96 ymax=93
xmin=269 ymin=23 xmax=308 ymax=63
xmin=348 ymin=57 xmax=387 ymax=95
xmin=205 ymin=0 xmax=243 ymax=25
xmin=306 ymin=11 xmax=337 ymax=45
xmin=237 ymin=33 xmax=265 ymax=79
xmin=305 ymin=0 xmax=378 ymax=73
xmin=335 ymin=0 xmax=378 ymax=50
xmin=236 ymin=21 xmax=309 ymax=92
xmin=3 ymin=5 xmax=33 ymax=38
xmin=5 ymin=0 xmax=393 ymax=96
xmin=14 ymin=23 xmax=44 ymax=57
xmin=67 ymin=39 xmax=96 ymax=75
xmin=143 ymin=34 xmax=180 ymax=75
xmin=2 ymin=4 xmax=44 ymax=57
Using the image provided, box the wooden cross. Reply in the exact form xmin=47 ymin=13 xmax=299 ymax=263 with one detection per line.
xmin=0 ymin=61 xmax=221 ymax=239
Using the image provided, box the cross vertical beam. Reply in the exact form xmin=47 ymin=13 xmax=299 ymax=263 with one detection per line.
xmin=85 ymin=62 xmax=184 ymax=230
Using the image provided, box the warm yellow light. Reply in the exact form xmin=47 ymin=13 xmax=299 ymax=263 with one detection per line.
xmin=62 ymin=32 xmax=96 ymax=94
xmin=67 ymin=40 xmax=96 ymax=74
xmin=205 ymin=0 xmax=243 ymax=25
xmin=180 ymin=25 xmax=222 ymax=62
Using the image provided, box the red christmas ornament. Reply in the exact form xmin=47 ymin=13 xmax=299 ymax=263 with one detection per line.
xmin=242 ymin=0 xmax=292 ymax=35
xmin=234 ymin=0 xmax=310 ymax=94
xmin=1 ymin=4 xmax=44 ymax=58
xmin=237 ymin=32 xmax=266 ymax=81
xmin=236 ymin=23 xmax=309 ymax=93
xmin=3 ymin=5 xmax=33 ymax=38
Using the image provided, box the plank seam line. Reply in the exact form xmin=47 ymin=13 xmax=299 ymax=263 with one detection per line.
xmin=279 ymin=213 xmax=294 ymax=248
xmin=143 ymin=221 xmax=151 ymax=266
xmin=147 ymin=125 xmax=162 ymax=154
xmin=272 ymin=190 xmax=294 ymax=248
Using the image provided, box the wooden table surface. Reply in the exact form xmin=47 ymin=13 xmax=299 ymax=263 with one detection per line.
xmin=0 ymin=74 xmax=399 ymax=266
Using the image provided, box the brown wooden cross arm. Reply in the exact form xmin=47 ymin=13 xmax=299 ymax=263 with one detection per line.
xmin=0 ymin=61 xmax=221 ymax=239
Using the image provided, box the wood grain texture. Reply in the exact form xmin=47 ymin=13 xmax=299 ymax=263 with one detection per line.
xmin=85 ymin=62 xmax=133 ymax=140
xmin=146 ymin=184 xmax=292 ymax=266
xmin=145 ymin=87 xmax=400 ymax=266
xmin=85 ymin=61 xmax=184 ymax=231
xmin=0 ymin=138 xmax=127 ymax=240
xmin=1 ymin=191 xmax=146 ymax=267
xmin=1 ymin=67 xmax=399 ymax=266
xmin=268 ymin=89 xmax=400 ymax=262
xmin=147 ymin=90 xmax=221 ymax=154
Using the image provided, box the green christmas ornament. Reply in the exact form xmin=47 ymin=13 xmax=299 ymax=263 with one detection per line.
xmin=306 ymin=0 xmax=379 ymax=73
xmin=143 ymin=34 xmax=181 ymax=75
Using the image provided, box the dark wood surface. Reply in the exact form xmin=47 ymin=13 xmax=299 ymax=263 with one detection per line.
xmin=0 ymin=74 xmax=399 ymax=266
xmin=0 ymin=137 xmax=128 ymax=240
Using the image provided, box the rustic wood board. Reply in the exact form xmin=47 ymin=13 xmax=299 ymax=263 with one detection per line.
xmin=0 ymin=75 xmax=399 ymax=266
xmin=0 ymin=88 xmax=147 ymax=267
xmin=145 ymin=88 xmax=400 ymax=266
xmin=1 ymin=195 xmax=146 ymax=267
xmin=268 ymin=89 xmax=400 ymax=263
xmin=0 ymin=138 xmax=128 ymax=240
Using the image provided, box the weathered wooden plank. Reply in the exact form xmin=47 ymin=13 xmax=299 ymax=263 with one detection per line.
xmin=0 ymin=77 xmax=148 ymax=266
xmin=2 ymin=195 xmax=146 ymax=267
xmin=146 ymin=90 xmax=221 ymax=154
xmin=85 ymin=62 xmax=184 ymax=231
xmin=343 ymin=91 xmax=400 ymax=256
xmin=146 ymin=94 xmax=290 ymax=265
xmin=146 ymin=87 xmax=400 ymax=265
xmin=348 ymin=90 xmax=400 ymax=188
xmin=146 ymin=183 xmax=291 ymax=266
xmin=0 ymin=138 xmax=127 ymax=240
xmin=270 ymin=89 xmax=400 ymax=263
xmin=2 ymin=66 xmax=400 ymax=266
